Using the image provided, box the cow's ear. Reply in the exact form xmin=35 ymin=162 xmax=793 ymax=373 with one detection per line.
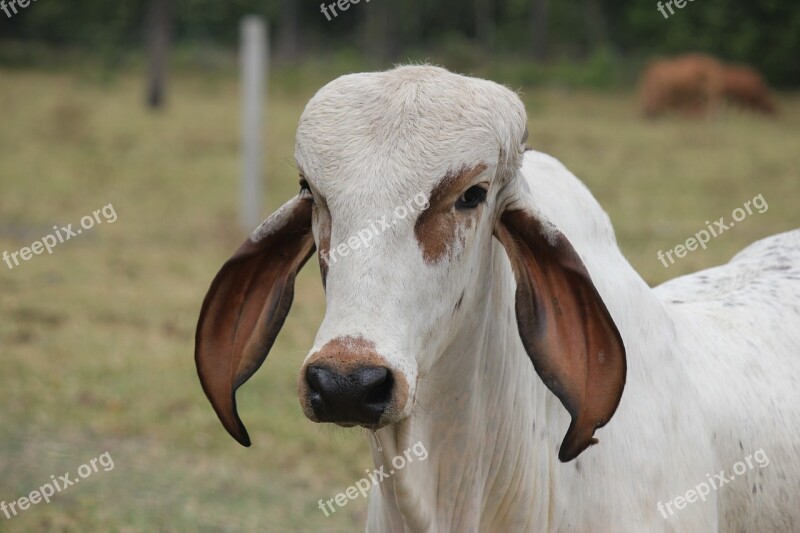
xmin=195 ymin=195 xmax=315 ymax=446
xmin=495 ymin=208 xmax=626 ymax=462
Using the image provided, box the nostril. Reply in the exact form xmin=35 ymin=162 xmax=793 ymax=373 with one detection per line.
xmin=363 ymin=368 xmax=393 ymax=407
xmin=306 ymin=365 xmax=331 ymax=397
xmin=304 ymin=364 xmax=394 ymax=425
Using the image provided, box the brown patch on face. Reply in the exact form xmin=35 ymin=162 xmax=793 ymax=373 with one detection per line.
xmin=414 ymin=163 xmax=488 ymax=264
xmin=298 ymin=335 xmax=409 ymax=424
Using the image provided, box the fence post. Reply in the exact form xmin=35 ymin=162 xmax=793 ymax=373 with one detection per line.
xmin=240 ymin=16 xmax=268 ymax=230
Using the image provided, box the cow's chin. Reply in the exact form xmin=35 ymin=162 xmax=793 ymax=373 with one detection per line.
xmin=302 ymin=412 xmax=409 ymax=431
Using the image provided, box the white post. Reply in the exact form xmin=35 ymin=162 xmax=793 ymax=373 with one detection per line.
xmin=240 ymin=16 xmax=268 ymax=230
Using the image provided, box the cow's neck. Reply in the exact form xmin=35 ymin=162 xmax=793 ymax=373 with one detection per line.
xmin=365 ymin=224 xmax=674 ymax=532
xmin=367 ymin=243 xmax=552 ymax=532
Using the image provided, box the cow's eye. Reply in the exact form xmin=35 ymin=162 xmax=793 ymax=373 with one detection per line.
xmin=455 ymin=185 xmax=487 ymax=210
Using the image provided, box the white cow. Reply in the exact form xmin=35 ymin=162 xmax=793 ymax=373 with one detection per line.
xmin=195 ymin=65 xmax=800 ymax=532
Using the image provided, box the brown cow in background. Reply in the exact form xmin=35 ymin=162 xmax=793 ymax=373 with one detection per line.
xmin=639 ymin=54 xmax=777 ymax=118
xmin=723 ymin=65 xmax=776 ymax=114
xmin=639 ymin=54 xmax=724 ymax=118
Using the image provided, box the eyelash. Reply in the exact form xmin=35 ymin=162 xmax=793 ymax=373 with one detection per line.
xmin=299 ymin=179 xmax=312 ymax=196
xmin=455 ymin=185 xmax=488 ymax=210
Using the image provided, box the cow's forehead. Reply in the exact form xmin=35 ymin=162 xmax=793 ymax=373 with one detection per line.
xmin=293 ymin=66 xmax=527 ymax=205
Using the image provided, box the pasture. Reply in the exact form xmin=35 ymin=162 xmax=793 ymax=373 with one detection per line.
xmin=0 ymin=64 xmax=798 ymax=531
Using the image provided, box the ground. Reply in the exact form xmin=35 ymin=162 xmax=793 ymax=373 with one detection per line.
xmin=0 ymin=64 xmax=798 ymax=531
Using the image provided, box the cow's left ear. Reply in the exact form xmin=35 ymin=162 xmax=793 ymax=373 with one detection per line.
xmin=494 ymin=207 xmax=626 ymax=462
xmin=195 ymin=195 xmax=315 ymax=446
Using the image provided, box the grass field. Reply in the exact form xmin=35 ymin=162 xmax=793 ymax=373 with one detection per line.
xmin=0 ymin=63 xmax=798 ymax=531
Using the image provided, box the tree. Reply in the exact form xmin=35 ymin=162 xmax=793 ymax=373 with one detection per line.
xmin=145 ymin=0 xmax=172 ymax=109
xmin=361 ymin=0 xmax=396 ymax=61
xmin=475 ymin=0 xmax=494 ymax=49
xmin=529 ymin=0 xmax=548 ymax=61
xmin=277 ymin=0 xmax=300 ymax=61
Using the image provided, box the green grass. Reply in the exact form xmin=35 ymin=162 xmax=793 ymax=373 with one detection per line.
xmin=0 ymin=64 xmax=798 ymax=531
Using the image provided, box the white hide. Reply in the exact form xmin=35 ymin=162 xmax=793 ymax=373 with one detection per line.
xmin=292 ymin=65 xmax=800 ymax=532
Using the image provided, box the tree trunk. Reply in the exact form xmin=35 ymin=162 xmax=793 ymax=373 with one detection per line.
xmin=361 ymin=0 xmax=395 ymax=61
xmin=529 ymin=0 xmax=549 ymax=61
xmin=277 ymin=0 xmax=300 ymax=61
xmin=146 ymin=0 xmax=171 ymax=109
xmin=584 ymin=0 xmax=608 ymax=51
xmin=475 ymin=0 xmax=494 ymax=49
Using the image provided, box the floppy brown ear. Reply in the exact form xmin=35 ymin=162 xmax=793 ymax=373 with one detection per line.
xmin=195 ymin=195 xmax=315 ymax=446
xmin=495 ymin=209 xmax=626 ymax=462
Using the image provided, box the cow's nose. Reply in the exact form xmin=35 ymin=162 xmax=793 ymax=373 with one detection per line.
xmin=306 ymin=365 xmax=394 ymax=425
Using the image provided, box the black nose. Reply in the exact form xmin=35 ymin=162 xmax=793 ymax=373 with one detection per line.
xmin=306 ymin=365 xmax=394 ymax=425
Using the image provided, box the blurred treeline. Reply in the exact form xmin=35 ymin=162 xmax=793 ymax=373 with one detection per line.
xmin=1 ymin=0 xmax=798 ymax=86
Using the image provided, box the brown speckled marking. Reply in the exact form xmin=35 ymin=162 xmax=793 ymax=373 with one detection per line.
xmin=298 ymin=335 xmax=409 ymax=425
xmin=414 ymin=163 xmax=488 ymax=264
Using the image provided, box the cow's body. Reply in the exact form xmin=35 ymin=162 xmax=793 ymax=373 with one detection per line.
xmin=195 ymin=66 xmax=800 ymax=533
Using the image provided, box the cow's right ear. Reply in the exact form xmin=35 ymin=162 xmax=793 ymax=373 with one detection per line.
xmin=195 ymin=195 xmax=315 ymax=446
